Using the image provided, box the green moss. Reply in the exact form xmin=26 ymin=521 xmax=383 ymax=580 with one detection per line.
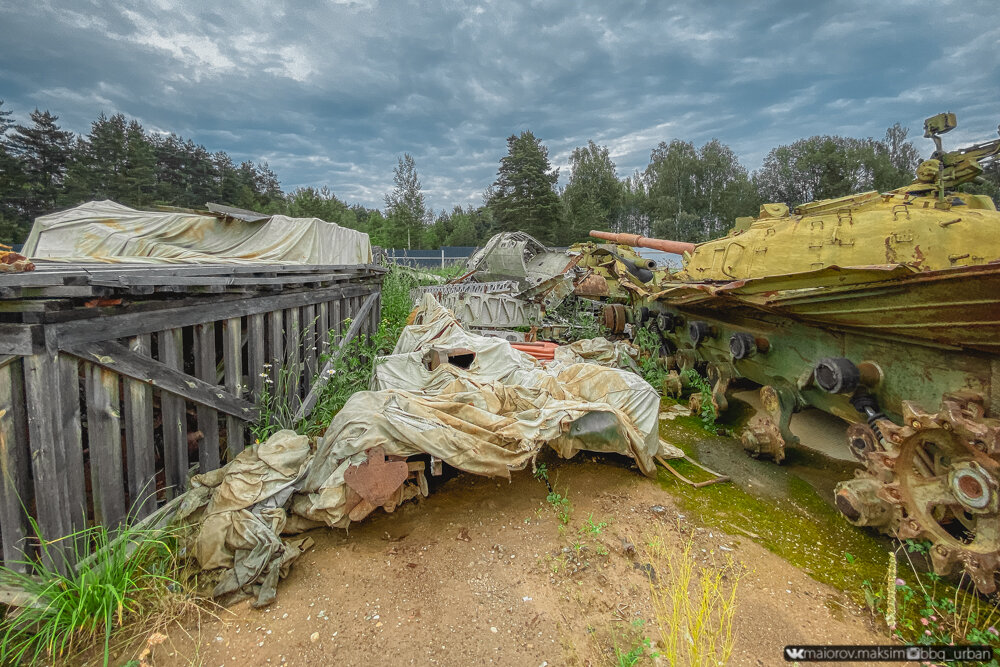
xmin=657 ymin=407 xmax=888 ymax=602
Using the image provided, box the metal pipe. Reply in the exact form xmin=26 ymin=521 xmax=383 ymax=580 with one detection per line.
xmin=589 ymin=230 xmax=697 ymax=256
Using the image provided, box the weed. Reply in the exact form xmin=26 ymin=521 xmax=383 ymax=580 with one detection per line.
xmin=680 ymin=368 xmax=718 ymax=432
xmin=638 ymin=530 xmax=744 ymax=666
xmin=550 ymin=299 xmax=605 ymax=342
xmin=546 ymin=490 xmax=573 ymax=525
xmin=0 ymin=518 xmax=189 ymax=666
xmin=534 ymin=462 xmax=554 ymax=493
xmin=861 ymin=541 xmax=1000 ymax=659
xmin=252 ymin=266 xmax=424 ymax=438
xmin=580 ymin=513 xmax=609 ymax=537
xmin=633 ymin=326 xmax=669 ymax=389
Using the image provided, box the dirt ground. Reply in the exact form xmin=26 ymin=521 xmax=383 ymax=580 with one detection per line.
xmin=143 ymin=446 xmax=890 ymax=667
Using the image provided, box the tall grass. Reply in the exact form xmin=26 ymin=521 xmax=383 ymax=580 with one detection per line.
xmin=638 ymin=531 xmax=744 ymax=666
xmin=251 ymin=265 xmax=424 ymax=439
xmin=0 ymin=518 xmax=187 ymax=666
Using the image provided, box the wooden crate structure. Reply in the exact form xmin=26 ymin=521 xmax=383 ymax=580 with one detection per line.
xmin=0 ymin=262 xmax=384 ymax=571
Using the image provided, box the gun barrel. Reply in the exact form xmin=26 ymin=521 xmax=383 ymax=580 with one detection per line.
xmin=589 ymin=231 xmax=696 ymax=256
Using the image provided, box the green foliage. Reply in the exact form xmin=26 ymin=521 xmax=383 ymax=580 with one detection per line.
xmin=486 ymin=130 xmax=564 ymax=245
xmin=384 ymin=153 xmax=427 ymax=249
xmin=644 ymin=138 xmax=760 ymax=244
xmin=634 ymin=326 xmax=669 ymax=389
xmin=563 ymin=140 xmax=624 ymax=243
xmin=252 ymin=266 xmax=422 ymax=439
xmin=546 ymin=490 xmax=573 ymax=525
xmin=580 ymin=513 xmax=608 ymax=536
xmin=0 ymin=518 xmax=183 ymax=666
xmin=680 ymin=368 xmax=718 ymax=432
xmin=754 ymin=126 xmax=920 ymax=208
xmin=861 ymin=544 xmax=1000 ymax=662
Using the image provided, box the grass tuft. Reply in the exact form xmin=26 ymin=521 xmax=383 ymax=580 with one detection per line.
xmin=0 ymin=517 xmax=191 ymax=666
xmin=637 ymin=529 xmax=744 ymax=666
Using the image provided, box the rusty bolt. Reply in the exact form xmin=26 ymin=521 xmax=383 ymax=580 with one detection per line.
xmin=935 ymin=544 xmax=949 ymax=556
xmin=942 ymin=421 xmax=954 ymax=431
xmin=890 ymin=432 xmax=902 ymax=443
xmin=911 ymin=420 xmax=922 ymax=429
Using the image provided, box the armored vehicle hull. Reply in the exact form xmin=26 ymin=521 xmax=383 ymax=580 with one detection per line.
xmin=614 ymin=114 xmax=1000 ymax=592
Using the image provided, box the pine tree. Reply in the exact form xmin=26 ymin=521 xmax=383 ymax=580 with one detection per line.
xmin=7 ymin=109 xmax=73 ymax=221
xmin=0 ymin=100 xmax=29 ymax=243
xmin=485 ymin=131 xmax=563 ymax=245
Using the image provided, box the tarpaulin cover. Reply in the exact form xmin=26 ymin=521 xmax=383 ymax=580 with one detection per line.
xmin=178 ymin=295 xmax=675 ymax=606
xmin=22 ymin=200 xmax=372 ymax=265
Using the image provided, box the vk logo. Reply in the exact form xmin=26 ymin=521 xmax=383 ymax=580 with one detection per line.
xmin=785 ymin=647 xmax=807 ymax=660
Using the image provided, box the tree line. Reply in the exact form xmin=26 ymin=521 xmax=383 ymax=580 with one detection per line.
xmin=1 ymin=100 xmax=997 ymax=248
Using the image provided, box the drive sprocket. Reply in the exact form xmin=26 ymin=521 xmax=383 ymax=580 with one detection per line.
xmin=836 ymin=392 xmax=1000 ymax=593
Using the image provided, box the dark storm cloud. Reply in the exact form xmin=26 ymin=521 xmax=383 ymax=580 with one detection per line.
xmin=1 ymin=0 xmax=998 ymax=210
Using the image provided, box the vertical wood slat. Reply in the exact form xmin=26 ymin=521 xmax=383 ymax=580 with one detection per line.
xmin=25 ymin=353 xmax=75 ymax=571
xmin=248 ymin=313 xmax=265 ymax=401
xmin=223 ymin=317 xmax=244 ymax=459
xmin=0 ymin=360 xmax=33 ymax=571
xmin=58 ymin=356 xmax=87 ymax=534
xmin=284 ymin=308 xmax=301 ymax=407
xmin=194 ymin=322 xmax=221 ymax=473
xmin=85 ymin=363 xmax=126 ymax=532
xmin=332 ymin=299 xmax=343 ymax=347
xmin=123 ymin=335 xmax=157 ymax=519
xmin=317 ymin=302 xmax=330 ymax=355
xmin=268 ymin=310 xmax=283 ymax=388
xmin=303 ymin=304 xmax=317 ymax=387
xmin=159 ymin=329 xmax=187 ymax=498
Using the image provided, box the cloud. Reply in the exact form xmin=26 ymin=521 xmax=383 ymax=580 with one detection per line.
xmin=1 ymin=0 xmax=998 ymax=211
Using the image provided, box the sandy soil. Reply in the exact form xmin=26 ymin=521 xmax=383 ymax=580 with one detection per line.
xmin=141 ymin=449 xmax=889 ymax=667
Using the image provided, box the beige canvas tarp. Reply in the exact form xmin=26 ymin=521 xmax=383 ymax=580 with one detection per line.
xmin=178 ymin=295 xmax=676 ymax=606
xmin=22 ymin=200 xmax=372 ymax=265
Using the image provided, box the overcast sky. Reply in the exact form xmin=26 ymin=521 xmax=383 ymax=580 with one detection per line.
xmin=1 ymin=0 xmax=998 ymax=211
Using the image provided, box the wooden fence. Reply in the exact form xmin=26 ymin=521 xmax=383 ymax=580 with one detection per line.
xmin=0 ymin=262 xmax=384 ymax=572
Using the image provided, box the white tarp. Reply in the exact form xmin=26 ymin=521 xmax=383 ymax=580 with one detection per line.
xmin=22 ymin=200 xmax=372 ymax=265
xmin=177 ymin=295 xmax=675 ymax=606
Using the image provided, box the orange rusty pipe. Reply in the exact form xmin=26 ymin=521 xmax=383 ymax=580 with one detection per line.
xmin=589 ymin=230 xmax=696 ymax=256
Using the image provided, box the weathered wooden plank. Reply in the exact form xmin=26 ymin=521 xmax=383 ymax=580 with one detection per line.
xmin=194 ymin=323 xmax=221 ymax=473
xmin=85 ymin=363 xmax=126 ymax=532
xmin=317 ymin=302 xmax=330 ymax=355
xmin=123 ymin=336 xmax=157 ymax=519
xmin=303 ymin=304 xmax=317 ymax=386
xmin=294 ymin=292 xmax=379 ymax=424
xmin=0 ymin=285 xmax=103 ymax=299
xmin=87 ymin=275 xmax=341 ymax=288
xmin=63 ymin=340 xmax=257 ymax=419
xmin=247 ymin=313 xmax=265 ymax=401
xmin=52 ymin=283 xmax=373 ymax=346
xmin=223 ymin=317 xmax=244 ymax=459
xmin=158 ymin=329 xmax=187 ymax=498
xmin=267 ymin=310 xmax=283 ymax=389
xmin=285 ymin=308 xmax=301 ymax=407
xmin=0 ymin=324 xmax=42 ymax=356
xmin=24 ymin=352 xmax=76 ymax=571
xmin=58 ymin=356 xmax=87 ymax=534
xmin=332 ymin=299 xmax=343 ymax=346
xmin=0 ymin=360 xmax=33 ymax=571
xmin=0 ymin=262 xmax=382 ymax=287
